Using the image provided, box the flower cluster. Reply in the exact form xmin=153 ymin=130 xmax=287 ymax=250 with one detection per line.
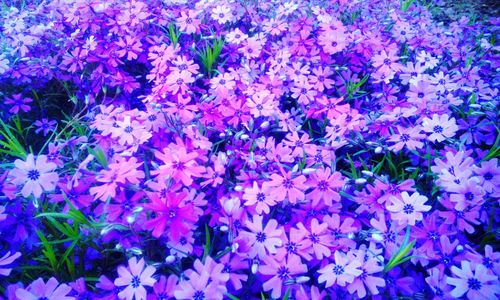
xmin=0 ymin=0 xmax=498 ymax=299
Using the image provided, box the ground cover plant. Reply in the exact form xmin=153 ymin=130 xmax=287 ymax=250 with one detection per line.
xmin=0 ymin=0 xmax=499 ymax=299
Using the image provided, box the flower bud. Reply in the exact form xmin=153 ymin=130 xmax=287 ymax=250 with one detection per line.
xmin=165 ymin=255 xmax=176 ymax=264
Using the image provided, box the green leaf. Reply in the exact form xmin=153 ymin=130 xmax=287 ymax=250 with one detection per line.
xmin=282 ymin=288 xmax=291 ymax=300
xmin=202 ymin=224 xmax=211 ymax=262
xmin=225 ymin=293 xmax=240 ymax=300
xmin=36 ymin=230 xmax=57 ymax=271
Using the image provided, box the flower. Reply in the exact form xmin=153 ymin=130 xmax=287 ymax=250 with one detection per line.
xmin=143 ymin=191 xmax=197 ymax=240
xmin=307 ymin=167 xmax=344 ymax=206
xmin=174 ymin=257 xmax=229 ymax=300
xmin=114 ymin=257 xmax=157 ymax=300
xmin=421 ymin=114 xmax=458 ymax=142
xmin=5 ymin=93 xmax=32 ymax=114
xmin=388 ymin=126 xmax=425 ymax=152
xmin=34 ymin=118 xmax=57 ymax=136
xmin=386 ymin=192 xmax=431 ymax=226
xmin=239 ymin=215 xmax=283 ymax=258
xmin=260 ymin=254 xmax=308 ymax=298
xmin=0 ymin=251 xmax=21 ymax=276
xmin=10 ymin=154 xmax=59 ymax=198
xmin=446 ymin=261 xmax=500 ymax=299
xmin=177 ymin=10 xmax=200 ymax=34
xmin=152 ymin=139 xmax=205 ymax=186
xmin=317 ymin=251 xmax=362 ymax=287
xmin=263 ymin=169 xmax=308 ymax=204
xmin=15 ymin=277 xmax=74 ymax=300
xmin=242 ymin=181 xmax=276 ymax=215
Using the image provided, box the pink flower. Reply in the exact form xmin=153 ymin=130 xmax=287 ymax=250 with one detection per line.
xmin=388 ymin=126 xmax=426 ymax=152
xmin=317 ymin=251 xmax=362 ymax=287
xmin=152 ymin=139 xmax=205 ymax=186
xmin=10 ymin=154 xmax=59 ymax=198
xmin=15 ymin=277 xmax=74 ymax=300
xmin=239 ymin=215 xmax=283 ymax=258
xmin=89 ymin=157 xmax=145 ymax=201
xmin=0 ymin=251 xmax=21 ymax=276
xmin=177 ymin=10 xmax=201 ymax=34
xmin=174 ymin=257 xmax=230 ymax=300
xmin=263 ymin=169 xmax=308 ymax=204
xmin=386 ymin=192 xmax=431 ymax=226
xmin=114 ymin=257 xmax=157 ymax=300
xmin=260 ymin=254 xmax=308 ymax=298
xmin=115 ymin=36 xmax=142 ymax=60
xmin=446 ymin=261 xmax=499 ymax=299
xmin=242 ymin=181 xmax=276 ymax=215
xmin=307 ymin=167 xmax=344 ymax=206
xmin=421 ymin=114 xmax=458 ymax=142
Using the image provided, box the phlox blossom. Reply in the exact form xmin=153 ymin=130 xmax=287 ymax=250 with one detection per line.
xmin=114 ymin=257 xmax=156 ymax=300
xmin=387 ymin=192 xmax=431 ymax=226
xmin=10 ymin=154 xmax=59 ymax=198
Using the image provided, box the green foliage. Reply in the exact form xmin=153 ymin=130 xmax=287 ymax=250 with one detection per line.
xmin=0 ymin=118 xmax=27 ymax=159
xmin=197 ymin=37 xmax=224 ymax=77
xmin=167 ymin=24 xmax=181 ymax=47
xmin=35 ymin=193 xmax=104 ymax=280
xmin=384 ymin=226 xmax=416 ymax=272
xmin=401 ymin=0 xmax=415 ymax=12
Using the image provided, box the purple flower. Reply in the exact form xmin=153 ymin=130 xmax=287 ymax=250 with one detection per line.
xmin=0 ymin=251 xmax=21 ymax=276
xmin=15 ymin=277 xmax=74 ymax=300
xmin=446 ymin=261 xmax=500 ymax=299
xmin=9 ymin=154 xmax=59 ymax=198
xmin=34 ymin=118 xmax=57 ymax=136
xmin=114 ymin=257 xmax=156 ymax=300
xmin=4 ymin=93 xmax=32 ymax=114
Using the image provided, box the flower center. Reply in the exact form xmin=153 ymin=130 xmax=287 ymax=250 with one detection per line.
xmin=256 ymin=232 xmax=267 ymax=242
xmin=28 ymin=169 xmax=40 ymax=180
xmin=131 ymin=275 xmax=141 ymax=288
xmin=332 ymin=265 xmax=345 ymax=275
xmin=467 ymin=278 xmax=481 ymax=291
xmin=403 ymin=204 xmax=414 ymax=214
xmin=433 ymin=125 xmax=443 ymax=133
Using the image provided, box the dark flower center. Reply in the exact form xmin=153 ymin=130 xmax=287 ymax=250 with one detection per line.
xmin=28 ymin=169 xmax=40 ymax=180
xmin=433 ymin=125 xmax=443 ymax=133
xmin=403 ymin=204 xmax=414 ymax=214
xmin=124 ymin=126 xmax=133 ymax=133
xmin=400 ymin=134 xmax=411 ymax=142
xmin=256 ymin=193 xmax=266 ymax=202
xmin=256 ymin=232 xmax=267 ymax=242
xmin=277 ymin=266 xmax=290 ymax=279
xmin=193 ymin=290 xmax=205 ymax=300
xmin=484 ymin=172 xmax=493 ymax=180
xmin=131 ymin=275 xmax=141 ymax=288
xmin=467 ymin=278 xmax=481 ymax=290
xmin=332 ymin=265 xmax=345 ymax=275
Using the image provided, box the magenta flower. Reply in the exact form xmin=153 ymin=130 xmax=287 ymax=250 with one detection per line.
xmin=15 ymin=277 xmax=74 ymax=300
xmin=10 ymin=154 xmax=59 ymax=198
xmin=144 ymin=191 xmax=197 ymax=240
xmin=386 ymin=192 xmax=431 ymax=226
xmin=446 ymin=261 xmax=500 ymax=299
xmin=0 ymin=251 xmax=21 ymax=276
xmin=114 ymin=257 xmax=157 ymax=300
